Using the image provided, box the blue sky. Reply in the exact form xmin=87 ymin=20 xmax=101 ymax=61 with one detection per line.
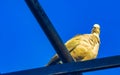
xmin=0 ymin=0 xmax=120 ymax=75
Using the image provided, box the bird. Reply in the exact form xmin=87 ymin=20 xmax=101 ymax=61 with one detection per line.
xmin=47 ymin=24 xmax=100 ymax=66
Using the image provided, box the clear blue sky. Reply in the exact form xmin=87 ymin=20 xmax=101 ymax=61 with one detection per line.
xmin=0 ymin=0 xmax=120 ymax=75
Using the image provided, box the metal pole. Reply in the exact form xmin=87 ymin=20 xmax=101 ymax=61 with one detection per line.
xmin=25 ymin=0 xmax=74 ymax=64
xmin=25 ymin=0 xmax=82 ymax=75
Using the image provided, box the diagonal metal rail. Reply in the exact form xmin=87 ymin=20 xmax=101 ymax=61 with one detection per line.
xmin=24 ymin=0 xmax=82 ymax=75
xmin=25 ymin=0 xmax=74 ymax=64
xmin=2 ymin=55 xmax=120 ymax=75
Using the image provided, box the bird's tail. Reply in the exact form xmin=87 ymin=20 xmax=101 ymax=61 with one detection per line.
xmin=46 ymin=55 xmax=61 ymax=66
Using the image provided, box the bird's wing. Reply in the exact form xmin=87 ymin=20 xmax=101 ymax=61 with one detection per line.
xmin=46 ymin=35 xmax=81 ymax=66
xmin=65 ymin=35 xmax=83 ymax=52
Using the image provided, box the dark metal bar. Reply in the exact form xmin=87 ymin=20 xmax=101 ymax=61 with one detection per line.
xmin=25 ymin=0 xmax=82 ymax=75
xmin=2 ymin=55 xmax=120 ymax=75
xmin=25 ymin=0 xmax=74 ymax=63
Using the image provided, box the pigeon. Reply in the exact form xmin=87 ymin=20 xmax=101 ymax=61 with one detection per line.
xmin=47 ymin=24 xmax=100 ymax=66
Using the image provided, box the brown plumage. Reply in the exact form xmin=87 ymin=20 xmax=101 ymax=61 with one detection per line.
xmin=47 ymin=24 xmax=100 ymax=66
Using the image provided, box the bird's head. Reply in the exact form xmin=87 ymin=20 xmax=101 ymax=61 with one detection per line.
xmin=91 ymin=24 xmax=100 ymax=36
